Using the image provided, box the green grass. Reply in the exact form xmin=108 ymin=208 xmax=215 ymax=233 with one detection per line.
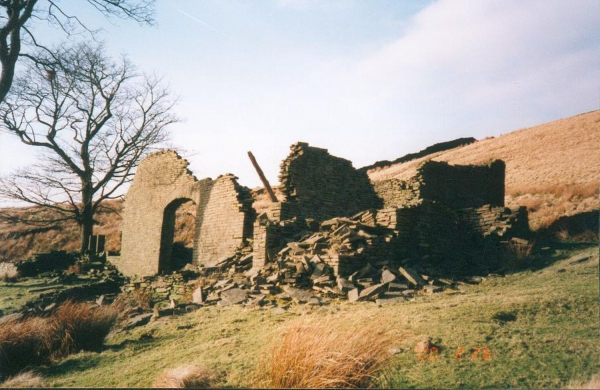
xmin=0 ymin=276 xmax=103 ymax=315
xmin=6 ymin=246 xmax=599 ymax=388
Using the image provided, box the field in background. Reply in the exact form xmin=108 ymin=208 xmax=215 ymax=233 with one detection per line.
xmin=369 ymin=111 xmax=600 ymax=230
xmin=1 ymin=111 xmax=598 ymax=261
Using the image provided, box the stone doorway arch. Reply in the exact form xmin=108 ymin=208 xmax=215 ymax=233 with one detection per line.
xmin=158 ymin=198 xmax=197 ymax=274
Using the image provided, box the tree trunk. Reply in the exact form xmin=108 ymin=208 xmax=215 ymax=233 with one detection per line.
xmin=80 ymin=179 xmax=94 ymax=253
xmin=0 ymin=59 xmax=16 ymax=104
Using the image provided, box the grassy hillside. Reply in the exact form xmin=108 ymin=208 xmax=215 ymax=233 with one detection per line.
xmin=5 ymin=245 xmax=597 ymax=388
xmin=369 ymin=111 xmax=600 ymax=230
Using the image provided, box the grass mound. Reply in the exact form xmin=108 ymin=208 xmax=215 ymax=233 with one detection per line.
xmin=254 ymin=316 xmax=395 ymax=388
xmin=153 ymin=364 xmax=218 ymax=388
xmin=0 ymin=301 xmax=118 ymax=378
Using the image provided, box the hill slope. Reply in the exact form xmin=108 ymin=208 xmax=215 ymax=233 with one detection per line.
xmin=368 ymin=110 xmax=600 ymax=229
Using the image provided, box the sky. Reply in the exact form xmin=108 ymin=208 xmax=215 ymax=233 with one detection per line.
xmin=0 ymin=0 xmax=598 ymax=191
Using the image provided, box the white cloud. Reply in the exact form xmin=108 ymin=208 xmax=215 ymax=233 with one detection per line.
xmin=351 ymin=0 xmax=600 ymax=121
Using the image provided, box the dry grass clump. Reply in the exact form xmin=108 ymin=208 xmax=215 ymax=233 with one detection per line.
xmin=0 ymin=371 xmax=43 ymax=388
xmin=567 ymin=373 xmax=600 ymax=389
xmin=0 ymin=317 xmax=53 ymax=376
xmin=254 ymin=316 xmax=395 ymax=388
xmin=153 ymin=364 xmax=218 ymax=388
xmin=0 ymin=301 xmax=119 ymax=377
xmin=500 ymin=239 xmax=535 ymax=271
xmin=52 ymin=301 xmax=119 ymax=356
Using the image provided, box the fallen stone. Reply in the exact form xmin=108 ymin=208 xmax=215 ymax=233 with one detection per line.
xmin=220 ymin=288 xmax=247 ymax=305
xmin=414 ymin=339 xmax=431 ymax=354
xmin=423 ymin=285 xmax=443 ymax=294
xmin=356 ymin=263 xmax=377 ymax=279
xmin=311 ymin=263 xmax=327 ymax=279
xmin=124 ymin=313 xmax=153 ymax=330
xmin=192 ymin=287 xmax=204 ymax=304
xmin=381 ymin=269 xmax=397 ymax=284
xmin=246 ymin=294 xmax=266 ymax=306
xmin=398 ymin=267 xmax=426 ymax=286
xmin=337 ymin=277 xmax=355 ymax=292
xmin=214 ymin=279 xmax=233 ymax=288
xmin=283 ymin=286 xmax=315 ymax=304
xmin=348 ymin=288 xmax=360 ymax=302
xmin=388 ymin=282 xmax=409 ymax=291
xmin=271 ymin=307 xmax=287 ymax=314
xmin=358 ymin=283 xmax=386 ymax=301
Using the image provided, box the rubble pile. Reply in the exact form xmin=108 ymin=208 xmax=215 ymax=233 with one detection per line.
xmin=168 ymin=212 xmax=493 ymax=309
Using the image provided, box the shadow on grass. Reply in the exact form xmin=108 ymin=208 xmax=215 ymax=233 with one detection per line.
xmin=505 ymin=241 xmax=597 ymax=274
xmin=42 ymin=352 xmax=103 ymax=378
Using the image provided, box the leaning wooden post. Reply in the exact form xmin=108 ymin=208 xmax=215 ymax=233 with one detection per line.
xmin=247 ymin=151 xmax=278 ymax=203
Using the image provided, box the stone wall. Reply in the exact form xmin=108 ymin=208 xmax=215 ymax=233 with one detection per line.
xmin=373 ymin=160 xmax=506 ymax=209
xmin=278 ymin=142 xmax=382 ymax=221
xmin=194 ymin=174 xmax=254 ymax=267
xmin=120 ymin=151 xmax=200 ymax=277
xmin=375 ymin=201 xmax=529 ymax=274
xmin=120 ymin=152 xmax=253 ymax=277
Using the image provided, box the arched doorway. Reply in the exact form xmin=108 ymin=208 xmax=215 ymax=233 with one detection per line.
xmin=158 ymin=198 xmax=197 ymax=273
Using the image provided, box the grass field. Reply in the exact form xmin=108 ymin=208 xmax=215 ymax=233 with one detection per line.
xmin=5 ymin=245 xmax=593 ymax=388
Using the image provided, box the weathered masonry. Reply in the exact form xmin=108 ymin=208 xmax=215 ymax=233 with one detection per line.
xmin=118 ymin=142 xmax=529 ymax=277
xmin=119 ymin=151 xmax=253 ymax=277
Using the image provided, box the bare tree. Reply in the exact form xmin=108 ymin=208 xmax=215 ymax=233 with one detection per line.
xmin=0 ymin=0 xmax=155 ymax=104
xmin=0 ymin=42 xmax=178 ymax=251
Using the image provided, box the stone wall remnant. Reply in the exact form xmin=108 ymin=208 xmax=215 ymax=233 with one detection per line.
xmin=278 ymin=142 xmax=383 ymax=221
xmin=120 ymin=151 xmax=253 ymax=277
xmin=374 ymin=160 xmax=505 ymax=209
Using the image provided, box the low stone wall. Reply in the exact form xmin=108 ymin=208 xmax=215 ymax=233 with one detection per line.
xmin=123 ymin=274 xmax=195 ymax=305
xmin=373 ymin=160 xmax=506 ymax=210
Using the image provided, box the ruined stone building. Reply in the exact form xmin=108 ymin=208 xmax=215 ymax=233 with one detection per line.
xmin=118 ymin=142 xmax=529 ymax=277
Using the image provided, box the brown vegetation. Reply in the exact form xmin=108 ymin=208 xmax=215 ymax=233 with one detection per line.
xmin=153 ymin=364 xmax=218 ymax=388
xmin=368 ymin=110 xmax=600 ymax=230
xmin=254 ymin=316 xmax=395 ymax=388
xmin=0 ymin=301 xmax=119 ymax=377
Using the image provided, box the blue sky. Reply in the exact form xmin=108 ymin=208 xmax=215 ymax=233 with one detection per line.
xmin=0 ymin=0 xmax=598 ymax=189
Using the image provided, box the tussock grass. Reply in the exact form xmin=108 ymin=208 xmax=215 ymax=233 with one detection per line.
xmin=52 ymin=301 xmax=119 ymax=356
xmin=153 ymin=364 xmax=218 ymax=388
xmin=254 ymin=316 xmax=396 ymax=388
xmin=0 ymin=371 xmax=43 ymax=388
xmin=0 ymin=301 xmax=119 ymax=377
xmin=0 ymin=317 xmax=53 ymax=376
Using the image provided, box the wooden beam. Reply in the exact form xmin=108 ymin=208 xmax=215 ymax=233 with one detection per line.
xmin=247 ymin=151 xmax=278 ymax=203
